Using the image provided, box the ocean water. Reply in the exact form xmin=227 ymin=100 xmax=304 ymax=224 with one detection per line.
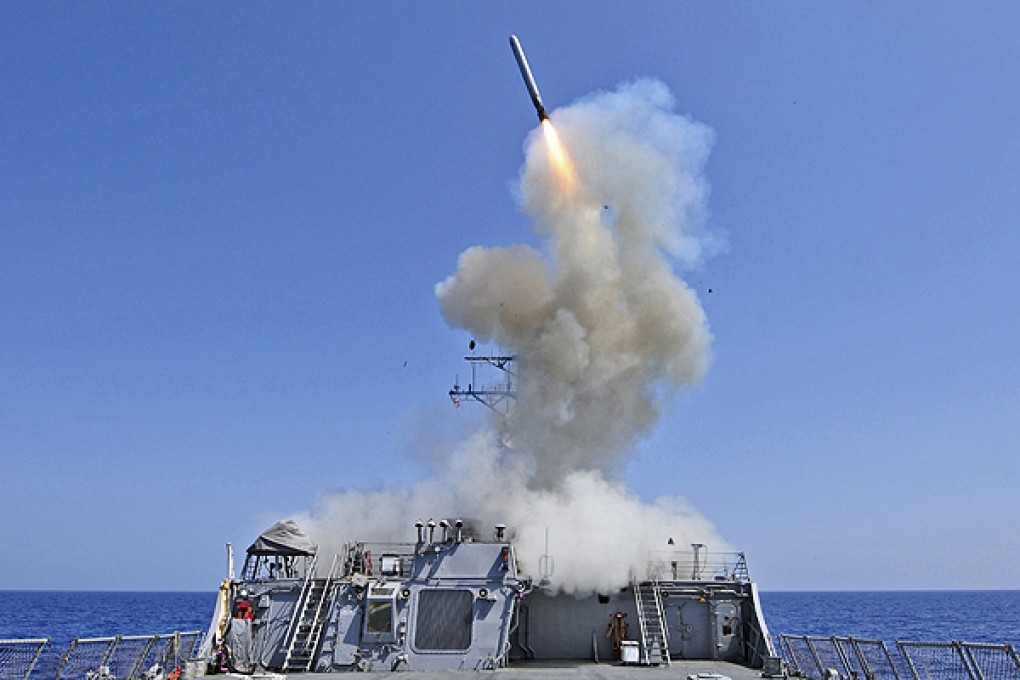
xmin=1 ymin=590 xmax=1018 ymax=647
xmin=0 ymin=591 xmax=215 ymax=647
xmin=761 ymin=591 xmax=1020 ymax=646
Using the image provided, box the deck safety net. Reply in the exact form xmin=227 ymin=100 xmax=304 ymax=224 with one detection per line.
xmin=780 ymin=634 xmax=1020 ymax=680
xmin=0 ymin=632 xmax=202 ymax=680
xmin=1 ymin=639 xmax=50 ymax=680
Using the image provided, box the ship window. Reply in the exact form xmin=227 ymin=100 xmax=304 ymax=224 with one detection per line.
xmin=366 ymin=600 xmax=393 ymax=635
xmin=413 ymin=589 xmax=473 ymax=651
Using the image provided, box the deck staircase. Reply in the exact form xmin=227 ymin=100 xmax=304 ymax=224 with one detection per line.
xmin=282 ymin=554 xmax=339 ymax=672
xmin=632 ymin=579 xmax=670 ymax=666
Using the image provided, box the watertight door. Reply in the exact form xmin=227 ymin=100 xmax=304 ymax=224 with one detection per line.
xmin=669 ymin=599 xmax=711 ymax=659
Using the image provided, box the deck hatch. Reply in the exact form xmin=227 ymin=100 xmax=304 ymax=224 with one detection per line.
xmin=413 ymin=589 xmax=473 ymax=651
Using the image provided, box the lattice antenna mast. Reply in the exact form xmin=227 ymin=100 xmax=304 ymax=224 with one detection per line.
xmin=448 ymin=340 xmax=517 ymax=416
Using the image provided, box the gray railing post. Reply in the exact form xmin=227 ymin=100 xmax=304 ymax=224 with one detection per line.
xmin=952 ymin=641 xmax=979 ymax=680
xmin=53 ymin=638 xmax=80 ymax=680
xmin=1007 ymin=644 xmax=1020 ymax=673
xmin=98 ymin=636 xmax=122 ymax=673
xmin=961 ymin=642 xmax=986 ymax=680
xmin=27 ymin=639 xmax=50 ymax=680
xmin=804 ymin=636 xmax=827 ymax=677
xmin=127 ymin=635 xmax=160 ymax=680
xmin=832 ymin=636 xmax=856 ymax=677
xmin=777 ymin=635 xmax=792 ymax=673
xmin=848 ymin=637 xmax=876 ymax=680
xmin=879 ymin=640 xmax=902 ymax=680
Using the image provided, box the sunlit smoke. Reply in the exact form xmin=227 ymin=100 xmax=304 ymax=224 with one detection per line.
xmin=297 ymin=78 xmax=727 ymax=594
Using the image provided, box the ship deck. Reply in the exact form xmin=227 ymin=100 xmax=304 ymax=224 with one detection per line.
xmin=259 ymin=660 xmax=763 ymax=680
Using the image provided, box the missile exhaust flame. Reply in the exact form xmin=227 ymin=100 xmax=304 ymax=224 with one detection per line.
xmin=541 ymin=119 xmax=577 ymax=196
xmin=508 ymin=35 xmax=575 ymax=196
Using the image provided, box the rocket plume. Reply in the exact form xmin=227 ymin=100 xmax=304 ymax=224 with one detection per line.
xmin=297 ymin=79 xmax=727 ymax=594
xmin=540 ymin=120 xmax=577 ymax=197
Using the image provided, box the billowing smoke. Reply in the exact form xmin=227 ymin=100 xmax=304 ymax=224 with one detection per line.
xmin=297 ymin=79 xmax=728 ymax=594
xmin=439 ymin=79 xmax=720 ymax=482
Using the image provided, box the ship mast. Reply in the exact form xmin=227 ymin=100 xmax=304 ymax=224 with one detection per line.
xmin=448 ymin=342 xmax=517 ymax=417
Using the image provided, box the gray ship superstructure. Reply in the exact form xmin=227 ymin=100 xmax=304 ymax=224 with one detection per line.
xmin=199 ymin=519 xmax=778 ymax=675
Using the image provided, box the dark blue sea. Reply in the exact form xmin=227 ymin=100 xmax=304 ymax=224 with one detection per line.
xmin=760 ymin=591 xmax=1020 ymax=646
xmin=0 ymin=592 xmax=215 ymax=648
xmin=1 ymin=590 xmax=1018 ymax=647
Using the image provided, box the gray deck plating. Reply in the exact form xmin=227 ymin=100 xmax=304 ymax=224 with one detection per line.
xmin=251 ymin=660 xmax=763 ymax=680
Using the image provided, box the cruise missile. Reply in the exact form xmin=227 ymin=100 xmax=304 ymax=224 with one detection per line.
xmin=508 ymin=34 xmax=549 ymax=123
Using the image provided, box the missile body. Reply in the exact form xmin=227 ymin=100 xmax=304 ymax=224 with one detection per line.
xmin=508 ymin=34 xmax=549 ymax=122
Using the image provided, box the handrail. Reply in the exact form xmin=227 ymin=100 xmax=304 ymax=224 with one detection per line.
xmin=0 ymin=638 xmax=50 ymax=680
xmin=632 ymin=578 xmax=649 ymax=665
xmin=125 ymin=635 xmax=159 ymax=680
xmin=651 ymin=575 xmax=670 ymax=667
xmin=281 ymin=553 xmax=319 ymax=668
xmin=23 ymin=632 xmax=202 ymax=680
xmin=645 ymin=549 xmax=750 ymax=582
xmin=779 ymin=634 xmax=1020 ymax=680
xmin=298 ymin=553 xmax=341 ymax=671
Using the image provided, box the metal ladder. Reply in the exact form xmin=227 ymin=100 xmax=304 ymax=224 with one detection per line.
xmin=283 ymin=554 xmax=342 ymax=672
xmin=302 ymin=554 xmax=341 ymax=670
xmin=281 ymin=554 xmax=324 ymax=672
xmin=633 ymin=579 xmax=670 ymax=666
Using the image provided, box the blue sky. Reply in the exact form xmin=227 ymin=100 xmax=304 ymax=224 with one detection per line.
xmin=2 ymin=3 xmax=1017 ymax=591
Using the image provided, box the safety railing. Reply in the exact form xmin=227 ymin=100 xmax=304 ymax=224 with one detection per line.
xmin=961 ymin=642 xmax=1020 ymax=680
xmin=779 ymin=634 xmax=1020 ymax=680
xmin=347 ymin=542 xmax=417 ymax=578
xmin=1 ymin=632 xmax=202 ymax=680
xmin=1 ymin=639 xmax=50 ymax=680
xmin=645 ymin=550 xmax=750 ymax=582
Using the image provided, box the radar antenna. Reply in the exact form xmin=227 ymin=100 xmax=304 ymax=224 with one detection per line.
xmin=448 ymin=342 xmax=517 ymax=416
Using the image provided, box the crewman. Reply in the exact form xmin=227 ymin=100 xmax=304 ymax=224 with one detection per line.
xmin=235 ymin=591 xmax=254 ymax=620
xmin=606 ymin=611 xmax=629 ymax=656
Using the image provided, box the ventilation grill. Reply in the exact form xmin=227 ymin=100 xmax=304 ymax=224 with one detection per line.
xmin=414 ymin=589 xmax=473 ymax=651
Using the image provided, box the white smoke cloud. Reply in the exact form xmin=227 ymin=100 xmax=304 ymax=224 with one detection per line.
xmin=296 ymin=78 xmax=729 ymax=594
xmin=437 ymin=78 xmax=717 ymax=482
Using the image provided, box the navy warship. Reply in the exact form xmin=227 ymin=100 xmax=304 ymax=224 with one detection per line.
xmin=5 ymin=523 xmax=1019 ymax=680
xmin=193 ymin=518 xmax=777 ymax=677
xmin=4 ymin=34 xmax=1019 ymax=680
